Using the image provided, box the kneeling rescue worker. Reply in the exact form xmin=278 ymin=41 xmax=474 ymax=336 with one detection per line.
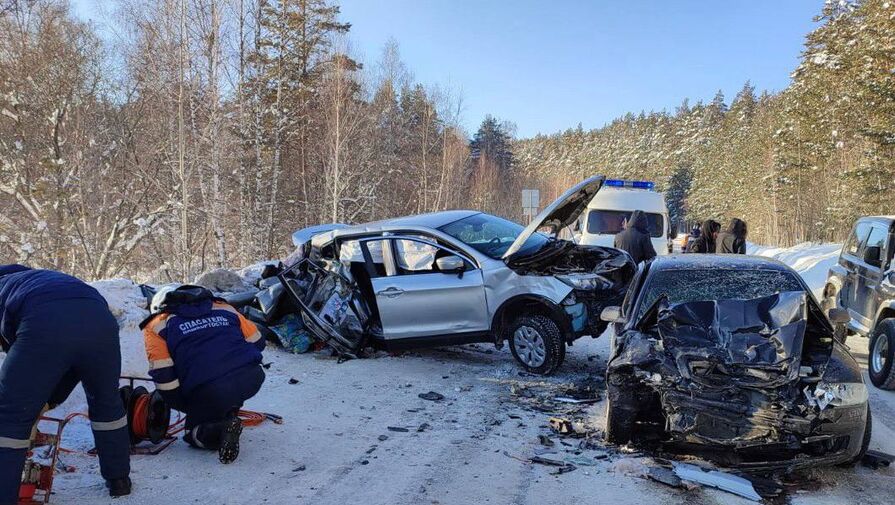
xmin=0 ymin=265 xmax=131 ymax=504
xmin=141 ymin=285 xmax=265 ymax=463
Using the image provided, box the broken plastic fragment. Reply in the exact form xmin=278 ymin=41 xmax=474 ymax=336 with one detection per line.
xmin=672 ymin=462 xmax=761 ymax=502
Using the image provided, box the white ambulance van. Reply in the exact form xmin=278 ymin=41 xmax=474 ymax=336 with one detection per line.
xmin=576 ymin=179 xmax=673 ymax=255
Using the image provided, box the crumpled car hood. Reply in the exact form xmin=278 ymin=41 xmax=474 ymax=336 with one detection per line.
xmin=655 ymin=291 xmax=809 ymax=388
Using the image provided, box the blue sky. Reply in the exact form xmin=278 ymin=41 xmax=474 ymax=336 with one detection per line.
xmin=72 ymin=0 xmax=822 ymax=138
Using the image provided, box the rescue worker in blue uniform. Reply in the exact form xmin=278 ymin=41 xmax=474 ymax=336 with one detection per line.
xmin=0 ymin=265 xmax=131 ymax=503
xmin=141 ymin=285 xmax=265 ymax=464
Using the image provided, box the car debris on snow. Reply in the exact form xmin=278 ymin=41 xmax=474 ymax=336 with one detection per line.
xmin=553 ymin=396 xmax=600 ymax=404
xmin=646 ymin=466 xmax=681 ymax=488
xmin=861 ymin=450 xmax=893 ymax=470
xmin=548 ymin=417 xmax=586 ymax=437
xmin=671 ymin=462 xmax=762 ymax=502
xmin=418 ymin=391 xmax=445 ymax=401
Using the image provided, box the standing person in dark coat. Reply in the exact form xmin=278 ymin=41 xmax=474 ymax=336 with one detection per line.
xmin=0 ymin=265 xmax=131 ymax=504
xmin=716 ymin=218 xmax=748 ymax=254
xmin=688 ymin=219 xmax=721 ymax=253
xmin=613 ymin=210 xmax=657 ymax=264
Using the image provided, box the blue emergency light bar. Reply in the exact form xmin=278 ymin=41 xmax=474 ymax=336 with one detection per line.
xmin=604 ymin=179 xmax=655 ymax=190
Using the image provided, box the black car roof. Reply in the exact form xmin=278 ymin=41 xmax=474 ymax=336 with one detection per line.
xmin=647 ymin=254 xmax=794 ymax=273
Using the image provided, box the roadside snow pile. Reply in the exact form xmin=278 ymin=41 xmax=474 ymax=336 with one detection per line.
xmin=193 ymin=268 xmax=253 ymax=294
xmin=88 ymin=278 xmax=150 ymax=377
xmin=749 ymin=242 xmax=842 ymax=297
xmin=236 ymin=260 xmax=279 ymax=287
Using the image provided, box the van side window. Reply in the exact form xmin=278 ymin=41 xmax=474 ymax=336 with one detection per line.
xmin=845 ymin=222 xmax=871 ymax=256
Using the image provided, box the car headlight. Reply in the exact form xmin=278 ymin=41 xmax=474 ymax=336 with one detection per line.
xmin=805 ymin=382 xmax=868 ymax=410
xmin=556 ymin=273 xmax=612 ymax=290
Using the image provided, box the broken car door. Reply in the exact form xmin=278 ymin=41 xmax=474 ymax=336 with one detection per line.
xmin=362 ymin=236 xmax=490 ymax=341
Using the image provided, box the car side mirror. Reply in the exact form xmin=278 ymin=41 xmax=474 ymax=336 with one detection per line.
xmin=600 ymin=306 xmax=626 ymax=324
xmin=436 ymin=255 xmax=465 ymax=273
xmin=827 ymin=307 xmax=850 ymax=325
xmin=669 ymin=223 xmax=678 ymax=239
xmin=864 ymin=246 xmax=882 ymax=267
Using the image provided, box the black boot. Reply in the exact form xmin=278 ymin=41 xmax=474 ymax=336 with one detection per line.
xmin=106 ymin=477 xmax=132 ymax=497
xmin=218 ymin=416 xmax=243 ymax=464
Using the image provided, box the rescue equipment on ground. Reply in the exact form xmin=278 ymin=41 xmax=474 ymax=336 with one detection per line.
xmin=19 ymin=416 xmax=67 ymax=505
xmin=118 ymin=376 xmax=283 ymax=455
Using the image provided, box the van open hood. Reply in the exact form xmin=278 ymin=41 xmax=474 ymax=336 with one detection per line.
xmin=502 ymin=176 xmax=604 ymax=259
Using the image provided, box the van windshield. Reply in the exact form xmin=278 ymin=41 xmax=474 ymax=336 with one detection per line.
xmin=587 ymin=210 xmax=664 ymax=238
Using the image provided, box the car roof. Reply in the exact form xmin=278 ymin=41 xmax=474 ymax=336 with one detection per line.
xmin=312 ymin=210 xmax=482 ymax=246
xmin=362 ymin=210 xmax=482 ymax=229
xmin=647 ymin=254 xmax=794 ymax=273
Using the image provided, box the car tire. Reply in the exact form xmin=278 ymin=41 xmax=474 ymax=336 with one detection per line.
xmin=842 ymin=407 xmax=872 ymax=467
xmin=605 ymin=379 xmax=636 ymax=444
xmin=868 ymin=319 xmax=895 ymax=390
xmin=507 ymin=314 xmax=565 ymax=375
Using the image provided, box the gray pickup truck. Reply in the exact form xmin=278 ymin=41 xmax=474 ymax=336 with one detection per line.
xmin=824 ymin=216 xmax=895 ymax=389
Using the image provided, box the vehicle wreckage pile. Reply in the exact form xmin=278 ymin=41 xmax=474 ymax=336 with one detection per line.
xmin=157 ymin=177 xmax=889 ymax=502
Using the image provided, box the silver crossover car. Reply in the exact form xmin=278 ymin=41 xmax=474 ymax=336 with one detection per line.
xmin=282 ymin=176 xmax=635 ymax=374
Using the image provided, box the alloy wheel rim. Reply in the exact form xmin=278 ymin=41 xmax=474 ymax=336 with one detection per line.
xmin=872 ymin=333 xmax=889 ymax=374
xmin=513 ymin=325 xmax=546 ymax=368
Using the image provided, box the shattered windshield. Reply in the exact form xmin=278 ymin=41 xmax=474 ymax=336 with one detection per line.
xmin=636 ymin=268 xmax=804 ymax=322
xmin=439 ymin=213 xmax=548 ymax=259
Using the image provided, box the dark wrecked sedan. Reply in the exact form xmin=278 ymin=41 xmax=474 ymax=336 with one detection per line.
xmin=601 ymin=255 xmax=871 ymax=470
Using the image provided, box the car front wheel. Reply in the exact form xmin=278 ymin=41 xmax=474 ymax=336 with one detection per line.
xmin=507 ymin=314 xmax=565 ymax=375
xmin=869 ymin=318 xmax=895 ymax=390
xmin=605 ymin=377 xmax=636 ymax=444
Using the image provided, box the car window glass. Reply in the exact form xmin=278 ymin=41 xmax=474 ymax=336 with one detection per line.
xmin=636 ymin=269 xmax=803 ymax=322
xmin=394 ymin=239 xmax=438 ymax=272
xmin=864 ymin=226 xmax=888 ymax=267
xmin=587 ymin=210 xmax=664 ymax=238
xmin=438 ymin=213 xmax=548 ymax=259
xmin=340 ymin=239 xmax=385 ymax=264
xmin=866 ymin=226 xmax=887 ymax=251
xmin=846 ymin=222 xmax=871 ymax=256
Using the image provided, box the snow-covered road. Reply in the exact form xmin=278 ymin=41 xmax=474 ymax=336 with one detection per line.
xmin=34 ymin=244 xmax=895 ymax=503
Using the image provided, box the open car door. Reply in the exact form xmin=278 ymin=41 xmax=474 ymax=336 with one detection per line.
xmin=279 ymin=259 xmax=371 ymax=358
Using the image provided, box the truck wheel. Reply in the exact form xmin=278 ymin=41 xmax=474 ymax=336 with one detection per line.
xmin=507 ymin=315 xmax=565 ymax=375
xmin=605 ymin=378 xmax=636 ymax=444
xmin=869 ymin=319 xmax=895 ymax=390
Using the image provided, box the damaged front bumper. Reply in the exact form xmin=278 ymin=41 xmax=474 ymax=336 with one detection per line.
xmin=607 ymin=291 xmax=870 ymax=471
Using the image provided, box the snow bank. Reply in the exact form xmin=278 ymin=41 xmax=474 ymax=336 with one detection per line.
xmin=748 ymin=242 xmax=842 ymax=298
xmin=89 ymin=279 xmax=151 ymax=377
xmin=236 ymin=260 xmax=279 ymax=287
xmin=193 ymin=268 xmax=253 ymax=293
